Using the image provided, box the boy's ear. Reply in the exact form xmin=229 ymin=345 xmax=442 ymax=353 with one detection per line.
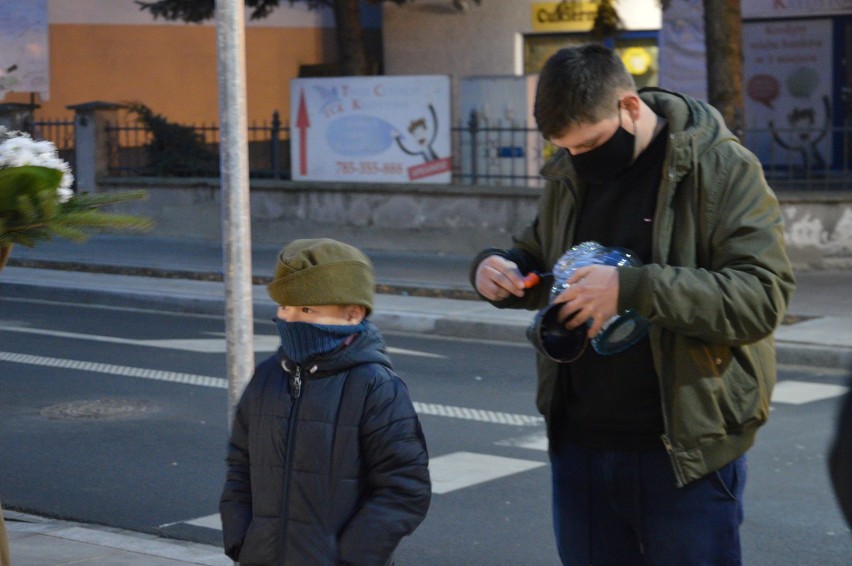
xmin=347 ymin=305 xmax=367 ymax=324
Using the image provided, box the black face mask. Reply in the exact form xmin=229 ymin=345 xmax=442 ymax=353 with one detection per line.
xmin=569 ymin=110 xmax=636 ymax=185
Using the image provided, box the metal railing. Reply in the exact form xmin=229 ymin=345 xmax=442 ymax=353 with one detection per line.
xmin=32 ymin=112 xmax=852 ymax=191
xmin=451 ymin=114 xmax=548 ymax=188
xmin=104 ymin=112 xmax=290 ymax=179
xmin=31 ymin=117 xmax=76 ymax=168
xmin=741 ymin=123 xmax=851 ymax=191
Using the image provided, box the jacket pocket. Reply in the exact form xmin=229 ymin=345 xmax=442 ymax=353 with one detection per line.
xmin=711 ymin=344 xmax=768 ymax=432
xmin=237 ymin=516 xmax=279 ymax=565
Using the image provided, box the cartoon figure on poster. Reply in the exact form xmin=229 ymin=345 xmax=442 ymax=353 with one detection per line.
xmin=394 ymin=104 xmax=441 ymax=163
xmin=743 ymin=19 xmax=834 ymax=175
xmin=768 ymin=66 xmax=831 ymax=173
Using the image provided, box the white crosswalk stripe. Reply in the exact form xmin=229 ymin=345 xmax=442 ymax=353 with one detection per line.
xmin=771 ymin=380 xmax=849 ymax=405
xmin=429 ymin=452 xmax=546 ymax=494
xmin=413 ymin=403 xmax=543 ymax=426
xmin=495 ymin=431 xmax=549 ymax=451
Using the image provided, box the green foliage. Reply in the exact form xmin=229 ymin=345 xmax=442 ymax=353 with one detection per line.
xmin=136 ymin=0 xmax=455 ymax=23
xmin=137 ymin=1 xmax=323 ymax=24
xmin=127 ymin=102 xmax=219 ymax=177
xmin=0 ymin=166 xmax=153 ymax=247
xmin=591 ymin=0 xmax=623 ymax=40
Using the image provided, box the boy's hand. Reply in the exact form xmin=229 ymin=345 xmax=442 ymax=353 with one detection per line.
xmin=474 ymin=255 xmax=526 ymax=301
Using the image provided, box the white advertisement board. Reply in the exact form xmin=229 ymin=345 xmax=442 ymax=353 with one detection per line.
xmin=743 ymin=18 xmax=834 ymax=168
xmin=290 ymin=75 xmax=452 ymax=183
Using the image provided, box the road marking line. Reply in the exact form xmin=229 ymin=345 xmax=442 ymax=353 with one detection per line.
xmin=0 ymin=351 xmax=543 ymax=427
xmin=495 ymin=431 xmax=549 ymax=451
xmin=412 ymin=402 xmax=544 ymax=426
xmin=429 ymin=451 xmax=546 ymax=494
xmin=772 ymin=380 xmax=849 ymax=405
xmin=160 ymin=513 xmax=222 ymax=531
xmin=0 ymin=351 xmax=226 ymax=388
xmin=0 ymin=326 xmax=445 ymax=358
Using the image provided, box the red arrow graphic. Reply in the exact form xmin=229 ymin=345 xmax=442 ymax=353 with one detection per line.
xmin=296 ymin=89 xmax=310 ymax=176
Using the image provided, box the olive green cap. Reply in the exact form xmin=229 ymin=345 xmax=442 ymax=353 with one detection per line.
xmin=266 ymin=238 xmax=375 ymax=315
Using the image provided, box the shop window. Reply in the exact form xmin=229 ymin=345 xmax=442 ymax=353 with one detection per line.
xmin=523 ymin=33 xmax=659 ymax=89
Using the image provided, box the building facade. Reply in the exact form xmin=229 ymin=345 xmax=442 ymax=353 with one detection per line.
xmin=383 ymin=0 xmax=850 ymax=180
xmin=0 ymin=0 xmax=367 ymax=124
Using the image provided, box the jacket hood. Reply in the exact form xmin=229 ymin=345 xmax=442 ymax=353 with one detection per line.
xmin=540 ymin=87 xmax=737 ymax=185
xmin=277 ymin=319 xmax=392 ymax=376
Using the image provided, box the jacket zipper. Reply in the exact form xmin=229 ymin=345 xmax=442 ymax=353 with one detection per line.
xmin=280 ymin=363 xmax=303 ymax=562
xmin=655 ymin=159 xmax=688 ymax=488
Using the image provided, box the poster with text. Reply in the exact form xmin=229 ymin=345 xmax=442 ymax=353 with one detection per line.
xmin=290 ymin=75 xmax=452 ymax=183
xmin=659 ymin=0 xmax=706 ymax=101
xmin=743 ymin=19 xmax=833 ymax=169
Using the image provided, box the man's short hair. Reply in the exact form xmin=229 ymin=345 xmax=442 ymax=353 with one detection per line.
xmin=534 ymin=43 xmax=637 ymax=140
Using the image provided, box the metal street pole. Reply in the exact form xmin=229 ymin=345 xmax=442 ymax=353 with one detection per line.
xmin=215 ymin=0 xmax=254 ymax=424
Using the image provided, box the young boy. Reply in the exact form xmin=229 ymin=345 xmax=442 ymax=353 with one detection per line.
xmin=219 ymin=238 xmax=431 ymax=565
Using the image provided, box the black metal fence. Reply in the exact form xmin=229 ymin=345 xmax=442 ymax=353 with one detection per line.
xmin=32 ymin=112 xmax=852 ymax=191
xmin=103 ymin=112 xmax=290 ymax=179
xmin=31 ymin=117 xmax=75 ymax=168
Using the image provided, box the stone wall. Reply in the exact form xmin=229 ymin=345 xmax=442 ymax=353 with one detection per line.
xmin=99 ymin=177 xmax=852 ymax=269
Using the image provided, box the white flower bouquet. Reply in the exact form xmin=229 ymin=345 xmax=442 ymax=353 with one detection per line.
xmin=0 ymin=126 xmax=152 ymax=271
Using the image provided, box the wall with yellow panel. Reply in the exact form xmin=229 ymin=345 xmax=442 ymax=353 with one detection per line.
xmin=4 ymin=23 xmax=330 ymax=126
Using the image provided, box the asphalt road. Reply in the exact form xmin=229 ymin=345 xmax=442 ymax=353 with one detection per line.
xmin=1 ymin=296 xmax=850 ymax=565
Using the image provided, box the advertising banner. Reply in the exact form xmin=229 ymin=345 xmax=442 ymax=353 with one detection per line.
xmin=743 ymin=18 xmax=833 ymax=168
xmin=290 ymin=75 xmax=452 ymax=183
xmin=658 ymin=0 xmax=707 ymax=101
xmin=0 ymin=0 xmax=49 ymax=99
xmin=743 ymin=0 xmax=852 ymax=19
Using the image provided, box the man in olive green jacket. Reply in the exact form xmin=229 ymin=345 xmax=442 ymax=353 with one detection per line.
xmin=472 ymin=45 xmax=795 ymax=566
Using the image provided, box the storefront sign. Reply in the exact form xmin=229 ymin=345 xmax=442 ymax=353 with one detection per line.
xmin=531 ymin=1 xmax=599 ymax=32
xmin=290 ymin=75 xmax=451 ymax=183
xmin=743 ymin=0 xmax=851 ymax=19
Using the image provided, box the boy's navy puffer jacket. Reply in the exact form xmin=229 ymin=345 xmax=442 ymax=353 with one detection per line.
xmin=219 ymin=321 xmax=431 ymax=565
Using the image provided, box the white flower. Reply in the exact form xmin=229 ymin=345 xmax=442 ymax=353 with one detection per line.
xmin=0 ymin=127 xmax=75 ymax=201
xmin=57 ymin=186 xmax=74 ymax=203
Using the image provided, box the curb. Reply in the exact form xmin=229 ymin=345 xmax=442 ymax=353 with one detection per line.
xmin=775 ymin=343 xmax=852 ymax=372
xmin=4 ymin=258 xmax=480 ymax=301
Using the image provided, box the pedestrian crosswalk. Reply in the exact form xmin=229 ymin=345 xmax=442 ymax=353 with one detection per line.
xmin=159 ymin=376 xmax=850 ymax=535
xmin=3 ymin=340 xmax=849 ymax=536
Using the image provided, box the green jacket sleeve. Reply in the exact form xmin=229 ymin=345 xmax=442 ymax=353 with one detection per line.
xmin=619 ymin=142 xmax=795 ymax=346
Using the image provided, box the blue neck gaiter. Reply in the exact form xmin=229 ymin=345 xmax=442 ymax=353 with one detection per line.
xmin=274 ymin=318 xmax=367 ymax=365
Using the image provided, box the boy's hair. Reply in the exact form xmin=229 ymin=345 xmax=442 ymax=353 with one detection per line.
xmin=267 ymin=238 xmax=375 ymax=315
xmin=534 ymin=43 xmax=637 ymax=140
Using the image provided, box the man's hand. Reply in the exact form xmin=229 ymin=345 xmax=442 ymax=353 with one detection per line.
xmin=474 ymin=255 xmax=526 ymax=301
xmin=552 ymin=265 xmax=619 ymax=337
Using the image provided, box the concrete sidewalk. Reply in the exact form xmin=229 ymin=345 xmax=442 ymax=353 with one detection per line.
xmin=3 ymin=234 xmax=852 ymax=368
xmin=3 ymin=510 xmax=229 ymax=566
xmin=1 ymin=235 xmax=851 ymax=565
